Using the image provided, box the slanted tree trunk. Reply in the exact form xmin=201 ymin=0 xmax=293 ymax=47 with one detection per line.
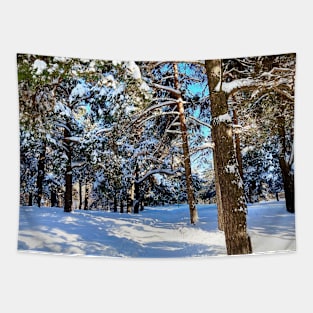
xmin=36 ymin=141 xmax=46 ymax=207
xmin=64 ymin=124 xmax=72 ymax=212
xmin=277 ymin=115 xmax=295 ymax=213
xmin=205 ymin=59 xmax=252 ymax=255
xmin=173 ymin=62 xmax=198 ymax=224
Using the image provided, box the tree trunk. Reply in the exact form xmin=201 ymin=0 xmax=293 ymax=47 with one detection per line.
xmin=120 ymin=196 xmax=124 ymax=213
xmin=79 ymin=180 xmax=82 ymax=210
xmin=232 ymin=108 xmax=244 ymax=179
xmin=277 ymin=115 xmax=295 ymax=213
xmin=51 ymin=189 xmax=57 ymax=207
xmin=64 ymin=124 xmax=72 ymax=212
xmin=127 ymin=182 xmax=134 ymax=213
xmin=28 ymin=192 xmax=33 ymax=206
xmin=36 ymin=141 xmax=46 ymax=207
xmin=173 ymin=62 xmax=198 ymax=224
xmin=113 ymin=192 xmax=118 ymax=212
xmin=205 ymin=59 xmax=252 ymax=255
xmin=134 ymin=163 xmax=140 ymax=214
xmin=212 ymin=144 xmax=224 ymax=231
xmin=84 ymin=184 xmax=89 ymax=210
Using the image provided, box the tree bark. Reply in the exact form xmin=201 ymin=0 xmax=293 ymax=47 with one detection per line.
xmin=173 ymin=62 xmax=198 ymax=224
xmin=205 ymin=59 xmax=252 ymax=255
xmin=232 ymin=108 xmax=244 ymax=179
xmin=212 ymin=144 xmax=224 ymax=231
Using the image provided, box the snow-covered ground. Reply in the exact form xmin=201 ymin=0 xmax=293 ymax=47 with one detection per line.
xmin=17 ymin=200 xmax=295 ymax=258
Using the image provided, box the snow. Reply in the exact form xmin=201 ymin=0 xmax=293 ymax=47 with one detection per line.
xmin=17 ymin=200 xmax=295 ymax=258
xmin=32 ymin=59 xmax=47 ymax=75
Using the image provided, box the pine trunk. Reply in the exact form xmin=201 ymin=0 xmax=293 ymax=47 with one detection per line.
xmin=84 ymin=184 xmax=89 ymax=210
xmin=173 ymin=63 xmax=198 ymax=224
xmin=64 ymin=124 xmax=72 ymax=212
xmin=205 ymin=59 xmax=252 ymax=255
xmin=127 ymin=182 xmax=134 ymax=213
xmin=134 ymin=164 xmax=140 ymax=214
xmin=51 ymin=190 xmax=57 ymax=207
xmin=277 ymin=115 xmax=295 ymax=213
xmin=79 ymin=180 xmax=82 ymax=210
xmin=36 ymin=141 xmax=46 ymax=207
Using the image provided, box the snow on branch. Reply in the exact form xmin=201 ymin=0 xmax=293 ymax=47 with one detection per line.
xmin=130 ymin=100 xmax=178 ymax=127
xmin=136 ymin=168 xmax=183 ymax=184
xmin=187 ymin=116 xmax=211 ymax=129
xmin=151 ymin=83 xmax=181 ymax=97
xmin=190 ymin=142 xmax=214 ymax=154
xmin=219 ymin=78 xmax=255 ymax=94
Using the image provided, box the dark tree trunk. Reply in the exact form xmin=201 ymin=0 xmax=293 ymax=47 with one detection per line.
xmin=51 ymin=189 xmax=57 ymax=207
xmin=64 ymin=124 xmax=72 ymax=212
xmin=79 ymin=180 xmax=82 ymax=210
xmin=205 ymin=59 xmax=252 ymax=255
xmin=134 ymin=164 xmax=140 ymax=214
xmin=28 ymin=193 xmax=33 ymax=206
xmin=84 ymin=184 xmax=89 ymax=210
xmin=277 ymin=115 xmax=294 ymax=213
xmin=114 ymin=192 xmax=118 ymax=212
xmin=173 ymin=62 xmax=198 ymax=224
xmin=120 ymin=196 xmax=124 ymax=213
xmin=127 ymin=182 xmax=134 ymax=213
xmin=36 ymin=141 xmax=46 ymax=207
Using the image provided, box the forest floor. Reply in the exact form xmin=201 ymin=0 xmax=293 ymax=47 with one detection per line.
xmin=17 ymin=200 xmax=296 ymax=258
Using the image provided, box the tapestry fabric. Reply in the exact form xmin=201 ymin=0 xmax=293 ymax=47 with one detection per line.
xmin=17 ymin=53 xmax=296 ymax=257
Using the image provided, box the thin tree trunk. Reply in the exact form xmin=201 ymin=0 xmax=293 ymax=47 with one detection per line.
xmin=173 ymin=62 xmax=198 ymax=224
xmin=64 ymin=124 xmax=72 ymax=212
xmin=51 ymin=189 xmax=57 ymax=207
xmin=28 ymin=192 xmax=33 ymax=206
xmin=127 ymin=182 xmax=134 ymax=213
xmin=120 ymin=195 xmax=124 ymax=213
xmin=79 ymin=180 xmax=82 ymax=209
xmin=205 ymin=59 xmax=252 ymax=255
xmin=134 ymin=163 xmax=140 ymax=214
xmin=36 ymin=141 xmax=46 ymax=207
xmin=84 ymin=184 xmax=89 ymax=210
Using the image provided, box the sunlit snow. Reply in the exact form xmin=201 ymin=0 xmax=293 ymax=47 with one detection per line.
xmin=17 ymin=200 xmax=295 ymax=258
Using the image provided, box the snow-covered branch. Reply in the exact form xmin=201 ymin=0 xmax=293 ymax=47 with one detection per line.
xmin=187 ymin=116 xmax=211 ymax=129
xmin=151 ymin=83 xmax=181 ymax=97
xmin=136 ymin=168 xmax=183 ymax=184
